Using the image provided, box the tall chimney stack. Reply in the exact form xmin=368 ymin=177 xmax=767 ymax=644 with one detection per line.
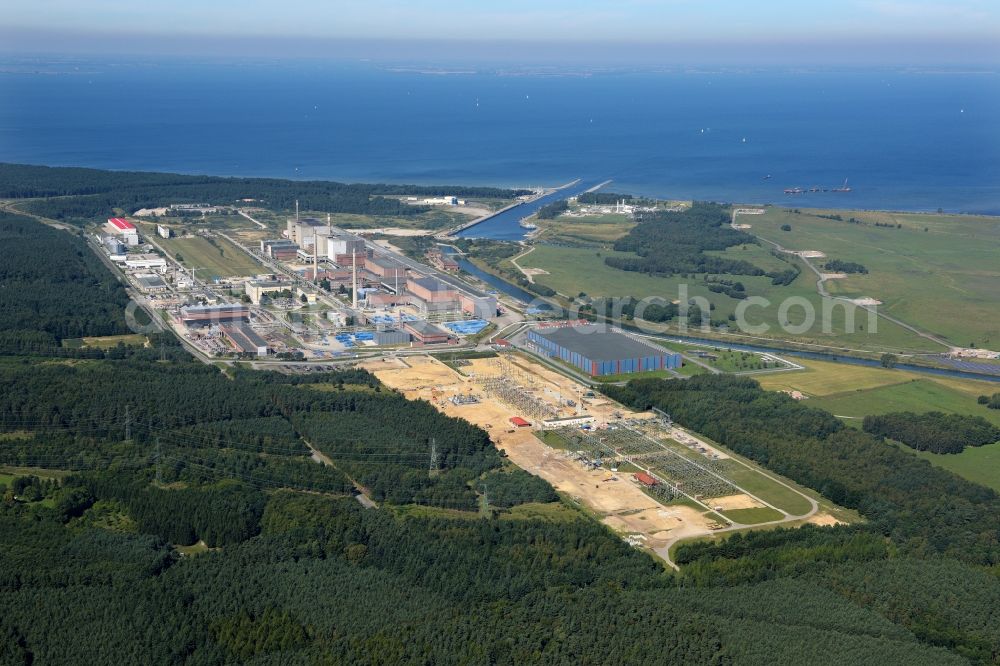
xmin=351 ymin=249 xmax=358 ymax=309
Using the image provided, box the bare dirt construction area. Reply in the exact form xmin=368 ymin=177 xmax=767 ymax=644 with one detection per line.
xmin=502 ymin=434 xmax=714 ymax=555
xmin=709 ymin=494 xmax=765 ymax=511
xmin=363 ymin=354 xmax=720 ymax=565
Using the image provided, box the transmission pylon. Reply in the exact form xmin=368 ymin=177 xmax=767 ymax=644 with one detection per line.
xmin=155 ymin=437 xmax=162 ymax=485
xmin=429 ymin=438 xmax=440 ymax=476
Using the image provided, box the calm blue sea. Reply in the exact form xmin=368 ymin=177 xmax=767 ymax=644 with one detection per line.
xmin=1 ymin=59 xmax=998 ymax=213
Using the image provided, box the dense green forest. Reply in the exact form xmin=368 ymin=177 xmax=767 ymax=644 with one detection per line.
xmin=577 ymin=191 xmax=633 ymax=204
xmin=607 ymin=202 xmax=766 ymax=276
xmin=608 ymin=374 xmax=1000 ymax=662
xmin=536 ymin=198 xmax=570 ymax=219
xmin=863 ymin=411 xmax=1000 ymax=454
xmin=0 ymin=163 xmax=529 ymax=225
xmin=0 ymin=212 xmax=131 ymax=353
xmin=1 ymin=209 xmax=999 ymax=663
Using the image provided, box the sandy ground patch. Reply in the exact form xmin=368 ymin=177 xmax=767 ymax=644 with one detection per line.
xmin=797 ymin=250 xmax=826 ymax=258
xmin=133 ymin=207 xmax=169 ymax=217
xmin=733 ymin=223 xmax=752 ymax=229
xmin=850 ymin=297 xmax=883 ymax=306
xmin=521 ymin=268 xmax=549 ymax=276
xmin=807 ymin=513 xmax=845 ymax=527
xmin=604 ymin=505 xmax=712 ymax=547
xmin=821 ymin=273 xmax=847 ymax=279
xmin=451 ymin=205 xmax=492 ymax=218
xmin=708 ymin=494 xmax=765 ymax=511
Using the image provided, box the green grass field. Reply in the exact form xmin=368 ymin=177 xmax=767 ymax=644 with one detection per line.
xmin=718 ymin=506 xmax=785 ymax=524
xmin=148 ymin=232 xmax=266 ymax=278
xmin=691 ymin=349 xmax=779 ymax=373
xmin=519 ymin=245 xmax=941 ymax=353
xmin=501 ymin=502 xmax=580 ymax=522
xmin=534 ymin=212 xmax=635 ymax=245
xmin=908 ymin=442 xmax=1000 ymax=492
xmin=748 ymin=206 xmax=1000 ymax=348
xmin=720 ymin=462 xmax=814 ymax=516
xmin=756 ymin=358 xmax=1000 ymax=422
xmin=755 ymin=358 xmax=916 ymax=396
xmin=755 ymin=357 xmax=1000 ymax=491
xmin=812 ymin=379 xmax=1000 ymax=428
xmin=62 ymin=334 xmax=149 ymax=349
xmin=520 ymin=202 xmax=1000 ymax=352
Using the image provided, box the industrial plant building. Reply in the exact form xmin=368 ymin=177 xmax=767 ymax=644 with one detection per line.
xmin=105 ymin=217 xmax=139 ymax=246
xmin=460 ymin=293 xmax=498 ymax=320
xmin=284 ymin=220 xmax=365 ymax=261
xmin=220 ymin=323 xmax=268 ymax=356
xmin=367 ymin=255 xmax=408 ymax=281
xmin=407 ymin=276 xmax=458 ymax=302
xmin=135 ymin=274 xmax=168 ymax=293
xmin=103 ymin=236 xmax=127 ymax=256
xmin=403 ymin=320 xmax=451 ymax=345
xmin=261 ymin=239 xmax=299 ymax=260
xmin=180 ymin=304 xmax=250 ymax=327
xmin=320 ymin=229 xmax=366 ymax=259
xmin=373 ymin=329 xmax=411 ymax=345
xmin=124 ymin=254 xmax=167 ymax=270
xmin=527 ymin=324 xmax=682 ymax=377
xmin=245 ymin=280 xmax=289 ymax=305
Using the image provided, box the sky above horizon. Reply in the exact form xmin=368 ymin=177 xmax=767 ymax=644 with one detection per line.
xmin=3 ymin=0 xmax=998 ymax=64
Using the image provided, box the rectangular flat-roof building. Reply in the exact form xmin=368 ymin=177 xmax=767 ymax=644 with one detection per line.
xmin=261 ymin=239 xmax=300 ymax=261
xmin=374 ymin=329 xmax=411 ymax=346
xmin=105 ymin=217 xmax=139 ymax=245
xmin=460 ymin=293 xmax=497 ymax=320
xmin=124 ymin=254 xmax=167 ymax=270
xmin=403 ymin=320 xmax=451 ymax=345
xmin=245 ymin=280 xmax=288 ymax=305
xmin=323 ymin=230 xmax=366 ymax=258
xmin=135 ymin=274 xmax=168 ymax=293
xmin=368 ymin=255 xmax=408 ymax=281
xmin=407 ymin=276 xmax=458 ymax=303
xmin=527 ymin=324 xmax=681 ymax=377
xmin=220 ymin=323 xmax=268 ymax=356
xmin=180 ymin=304 xmax=250 ymax=326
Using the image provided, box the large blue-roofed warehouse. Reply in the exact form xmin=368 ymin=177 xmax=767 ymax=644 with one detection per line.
xmin=527 ymin=324 xmax=682 ymax=376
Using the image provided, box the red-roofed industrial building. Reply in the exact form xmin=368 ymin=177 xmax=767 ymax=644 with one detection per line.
xmin=633 ymin=472 xmax=658 ymax=487
xmin=509 ymin=416 xmax=531 ymax=428
xmin=106 ymin=217 xmax=136 ymax=231
xmin=104 ymin=218 xmax=140 ymax=246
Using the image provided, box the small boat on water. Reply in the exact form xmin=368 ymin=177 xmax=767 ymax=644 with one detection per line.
xmin=832 ymin=178 xmax=852 ymax=193
xmin=784 ymin=187 xmax=804 ymax=195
